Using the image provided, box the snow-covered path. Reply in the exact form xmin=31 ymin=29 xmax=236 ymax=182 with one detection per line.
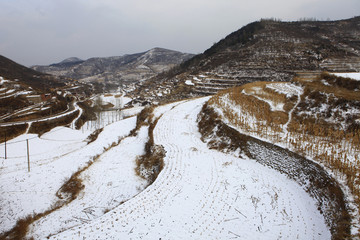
xmin=50 ymin=98 xmax=330 ymax=239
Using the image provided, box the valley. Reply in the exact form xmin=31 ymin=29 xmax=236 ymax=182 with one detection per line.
xmin=1 ymin=16 xmax=360 ymax=239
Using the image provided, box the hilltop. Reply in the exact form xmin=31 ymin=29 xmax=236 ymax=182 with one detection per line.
xmin=131 ymin=17 xmax=360 ymax=103
xmin=0 ymin=55 xmax=65 ymax=91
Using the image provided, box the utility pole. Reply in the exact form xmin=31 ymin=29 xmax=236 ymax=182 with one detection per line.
xmin=4 ymin=132 xmax=7 ymax=159
xmin=27 ymin=139 xmax=30 ymax=172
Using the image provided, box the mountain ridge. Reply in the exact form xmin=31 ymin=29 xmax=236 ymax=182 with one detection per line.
xmin=32 ymin=48 xmax=194 ymax=88
xmin=131 ymin=16 xmax=360 ymax=103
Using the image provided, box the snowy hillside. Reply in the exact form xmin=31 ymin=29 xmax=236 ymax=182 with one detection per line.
xmin=205 ymin=72 xmax=360 ymax=237
xmin=0 ymin=97 xmax=336 ymax=239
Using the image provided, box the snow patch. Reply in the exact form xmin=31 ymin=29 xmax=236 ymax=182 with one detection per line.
xmin=333 ymin=72 xmax=360 ymax=81
xmin=185 ymin=80 xmax=195 ymax=86
xmin=266 ymin=82 xmax=304 ymax=97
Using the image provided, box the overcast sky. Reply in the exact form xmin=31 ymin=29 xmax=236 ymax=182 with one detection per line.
xmin=0 ymin=0 xmax=359 ymax=66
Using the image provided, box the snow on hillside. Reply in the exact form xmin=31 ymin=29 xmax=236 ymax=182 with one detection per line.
xmin=0 ymin=118 xmax=138 ymax=234
xmin=185 ymin=80 xmax=195 ymax=86
xmin=21 ymin=98 xmax=331 ymax=239
xmin=242 ymin=87 xmax=285 ymax=112
xmin=208 ymin=80 xmax=360 ymax=236
xmin=266 ymin=82 xmax=304 ymax=97
xmin=91 ymin=93 xmax=131 ymax=109
xmin=29 ymin=126 xmax=149 ymax=238
xmin=334 ymin=72 xmax=360 ymax=81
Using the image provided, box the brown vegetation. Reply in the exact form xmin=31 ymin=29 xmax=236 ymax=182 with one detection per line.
xmin=133 ymin=106 xmax=165 ymax=184
xmin=0 ymin=96 xmax=30 ymax=116
xmin=130 ymin=106 xmax=155 ymax=136
xmin=0 ymin=124 xmax=28 ymax=143
xmin=86 ymin=128 xmax=103 ymax=144
xmin=28 ymin=110 xmax=79 ymax=136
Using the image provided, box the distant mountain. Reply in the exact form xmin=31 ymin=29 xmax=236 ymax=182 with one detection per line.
xmin=50 ymin=57 xmax=84 ymax=68
xmin=58 ymin=57 xmax=84 ymax=64
xmin=0 ymin=55 xmax=65 ymax=91
xmin=32 ymin=48 xmax=194 ymax=88
xmin=131 ymin=16 xmax=360 ymax=103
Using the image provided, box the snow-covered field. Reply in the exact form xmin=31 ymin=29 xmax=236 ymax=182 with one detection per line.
xmin=1 ymin=99 xmax=330 ymax=239
xmin=0 ymin=117 xmax=139 ymax=233
xmin=1 ymin=98 xmax=331 ymax=239
xmin=98 ymin=94 xmax=132 ymax=109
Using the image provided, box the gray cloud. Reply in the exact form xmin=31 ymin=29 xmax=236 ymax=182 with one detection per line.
xmin=0 ymin=0 xmax=359 ymax=66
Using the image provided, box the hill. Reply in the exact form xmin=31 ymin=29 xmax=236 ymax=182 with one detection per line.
xmin=131 ymin=17 xmax=360 ymax=103
xmin=0 ymin=55 xmax=65 ymax=91
xmin=32 ymin=48 xmax=194 ymax=91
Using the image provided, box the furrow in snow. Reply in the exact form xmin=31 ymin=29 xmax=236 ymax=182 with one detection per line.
xmin=49 ymin=97 xmax=330 ymax=240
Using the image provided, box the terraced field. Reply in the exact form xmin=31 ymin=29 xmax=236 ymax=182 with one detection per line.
xmin=20 ymin=98 xmax=330 ymax=239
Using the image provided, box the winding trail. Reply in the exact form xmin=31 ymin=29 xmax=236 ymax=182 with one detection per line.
xmin=48 ymin=98 xmax=330 ymax=239
xmin=282 ymin=88 xmax=303 ymax=136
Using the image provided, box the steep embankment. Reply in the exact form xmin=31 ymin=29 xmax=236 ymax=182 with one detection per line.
xmin=204 ymin=72 xmax=360 ymax=237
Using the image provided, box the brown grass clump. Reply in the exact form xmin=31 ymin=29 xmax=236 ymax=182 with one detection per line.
xmin=86 ymin=128 xmax=104 ymax=144
xmin=56 ymin=171 xmax=85 ymax=201
xmin=135 ymin=113 xmax=165 ymax=184
xmin=130 ymin=106 xmax=155 ymax=136
xmin=0 ymin=215 xmax=34 ymax=240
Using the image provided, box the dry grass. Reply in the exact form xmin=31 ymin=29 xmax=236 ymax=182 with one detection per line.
xmin=130 ymin=106 xmax=155 ymax=136
xmin=134 ymin=109 xmax=165 ymax=184
xmin=86 ymin=128 xmax=104 ymax=144
xmin=207 ymin=73 xmax=360 ymax=238
xmin=56 ymin=170 xmax=85 ymax=201
xmin=0 ymin=124 xmax=28 ymax=143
